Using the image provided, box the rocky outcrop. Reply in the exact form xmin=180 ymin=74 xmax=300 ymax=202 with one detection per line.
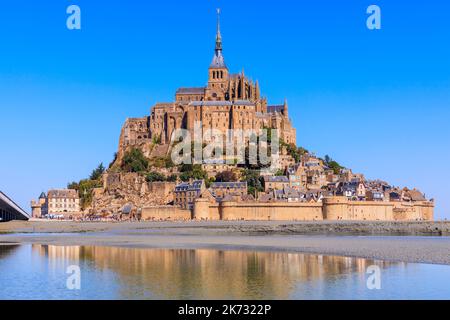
xmin=88 ymin=172 xmax=175 ymax=216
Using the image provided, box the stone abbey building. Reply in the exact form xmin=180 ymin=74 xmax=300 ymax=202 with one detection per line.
xmin=119 ymin=11 xmax=296 ymax=157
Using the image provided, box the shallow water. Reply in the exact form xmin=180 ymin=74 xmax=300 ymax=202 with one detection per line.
xmin=0 ymin=244 xmax=449 ymax=300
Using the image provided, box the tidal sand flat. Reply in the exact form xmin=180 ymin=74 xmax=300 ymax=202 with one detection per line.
xmin=2 ymin=220 xmax=450 ymax=236
xmin=1 ymin=221 xmax=450 ymax=265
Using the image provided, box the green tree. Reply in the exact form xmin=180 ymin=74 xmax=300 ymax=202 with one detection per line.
xmin=280 ymin=139 xmax=309 ymax=164
xmin=150 ymin=156 xmax=174 ymax=169
xmin=215 ymin=170 xmax=237 ymax=182
xmin=67 ymin=181 xmax=79 ymax=190
xmin=78 ymin=179 xmax=103 ymax=210
xmin=90 ymin=163 xmax=105 ymax=180
xmin=108 ymin=153 xmax=118 ymax=169
xmin=179 ymin=164 xmax=208 ymax=182
xmin=242 ymin=169 xmax=264 ymax=196
xmin=167 ymin=174 xmax=178 ymax=182
xmin=121 ymin=148 xmax=149 ymax=173
xmin=146 ymin=171 xmax=166 ymax=182
xmin=323 ymin=155 xmax=344 ymax=175
xmin=164 ymin=156 xmax=175 ymax=168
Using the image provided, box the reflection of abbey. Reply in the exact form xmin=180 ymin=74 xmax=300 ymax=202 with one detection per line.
xmin=120 ymin=10 xmax=296 ymax=154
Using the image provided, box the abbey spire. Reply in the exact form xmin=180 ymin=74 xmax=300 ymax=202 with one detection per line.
xmin=215 ymin=8 xmax=222 ymax=52
xmin=210 ymin=8 xmax=226 ymax=68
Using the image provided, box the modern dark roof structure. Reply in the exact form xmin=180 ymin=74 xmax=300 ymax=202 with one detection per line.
xmin=0 ymin=191 xmax=30 ymax=222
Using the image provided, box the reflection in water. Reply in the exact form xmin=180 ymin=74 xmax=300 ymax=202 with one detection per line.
xmin=0 ymin=244 xmax=20 ymax=259
xmin=30 ymin=244 xmax=397 ymax=300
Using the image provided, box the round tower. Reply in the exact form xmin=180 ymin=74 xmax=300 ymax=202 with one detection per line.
xmin=193 ymin=198 xmax=213 ymax=220
xmin=322 ymin=197 xmax=349 ymax=221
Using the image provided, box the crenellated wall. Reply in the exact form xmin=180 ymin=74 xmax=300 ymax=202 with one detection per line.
xmin=191 ymin=196 xmax=435 ymax=222
xmin=217 ymin=201 xmax=323 ymax=221
xmin=141 ymin=197 xmax=434 ymax=222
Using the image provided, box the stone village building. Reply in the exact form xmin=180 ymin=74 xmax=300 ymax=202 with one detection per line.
xmin=31 ymin=189 xmax=80 ymax=218
xmin=174 ymin=180 xmax=206 ymax=210
xmin=210 ymin=182 xmax=248 ymax=200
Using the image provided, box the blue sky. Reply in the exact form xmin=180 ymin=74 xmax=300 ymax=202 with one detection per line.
xmin=0 ymin=0 xmax=449 ymax=218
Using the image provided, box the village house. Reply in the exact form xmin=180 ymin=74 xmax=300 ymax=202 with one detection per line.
xmin=31 ymin=189 xmax=80 ymax=218
xmin=209 ymin=182 xmax=247 ymax=201
xmin=339 ymin=169 xmax=365 ymax=183
xmin=272 ymin=187 xmax=303 ymax=202
xmin=339 ymin=181 xmax=367 ymax=200
xmin=263 ymin=176 xmax=290 ymax=192
xmin=306 ymin=169 xmax=327 ymax=190
xmin=366 ymin=189 xmax=386 ymax=201
xmin=47 ymin=189 xmax=80 ymax=215
xmin=287 ymin=164 xmax=307 ymax=190
xmin=403 ymin=189 xmax=427 ymax=202
xmin=174 ymin=180 xmax=206 ymax=210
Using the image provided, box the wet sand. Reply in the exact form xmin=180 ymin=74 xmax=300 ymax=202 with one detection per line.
xmin=1 ymin=220 xmax=450 ymax=265
xmin=2 ymin=220 xmax=450 ymax=236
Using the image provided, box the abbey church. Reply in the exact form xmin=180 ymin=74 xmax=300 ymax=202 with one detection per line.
xmin=119 ymin=10 xmax=296 ymax=155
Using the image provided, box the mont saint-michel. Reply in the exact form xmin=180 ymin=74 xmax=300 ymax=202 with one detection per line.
xmin=2 ymin=3 xmax=450 ymax=303
xmin=30 ymin=11 xmax=434 ymax=222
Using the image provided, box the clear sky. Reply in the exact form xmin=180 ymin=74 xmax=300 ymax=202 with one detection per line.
xmin=1 ymin=0 xmax=449 ymax=218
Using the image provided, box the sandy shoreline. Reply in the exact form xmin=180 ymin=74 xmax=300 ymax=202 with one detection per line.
xmin=2 ymin=220 xmax=450 ymax=236
xmin=1 ymin=220 xmax=450 ymax=265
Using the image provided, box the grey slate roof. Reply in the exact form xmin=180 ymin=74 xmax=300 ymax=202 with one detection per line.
xmin=264 ymin=176 xmax=289 ymax=183
xmin=175 ymin=180 xmax=204 ymax=192
xmin=176 ymin=87 xmax=205 ymax=95
xmin=189 ymin=101 xmax=233 ymax=107
xmin=47 ymin=189 xmax=78 ymax=199
xmin=211 ymin=51 xmax=226 ymax=68
xmin=211 ymin=182 xmax=247 ymax=189
xmin=233 ymin=100 xmax=255 ymax=106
